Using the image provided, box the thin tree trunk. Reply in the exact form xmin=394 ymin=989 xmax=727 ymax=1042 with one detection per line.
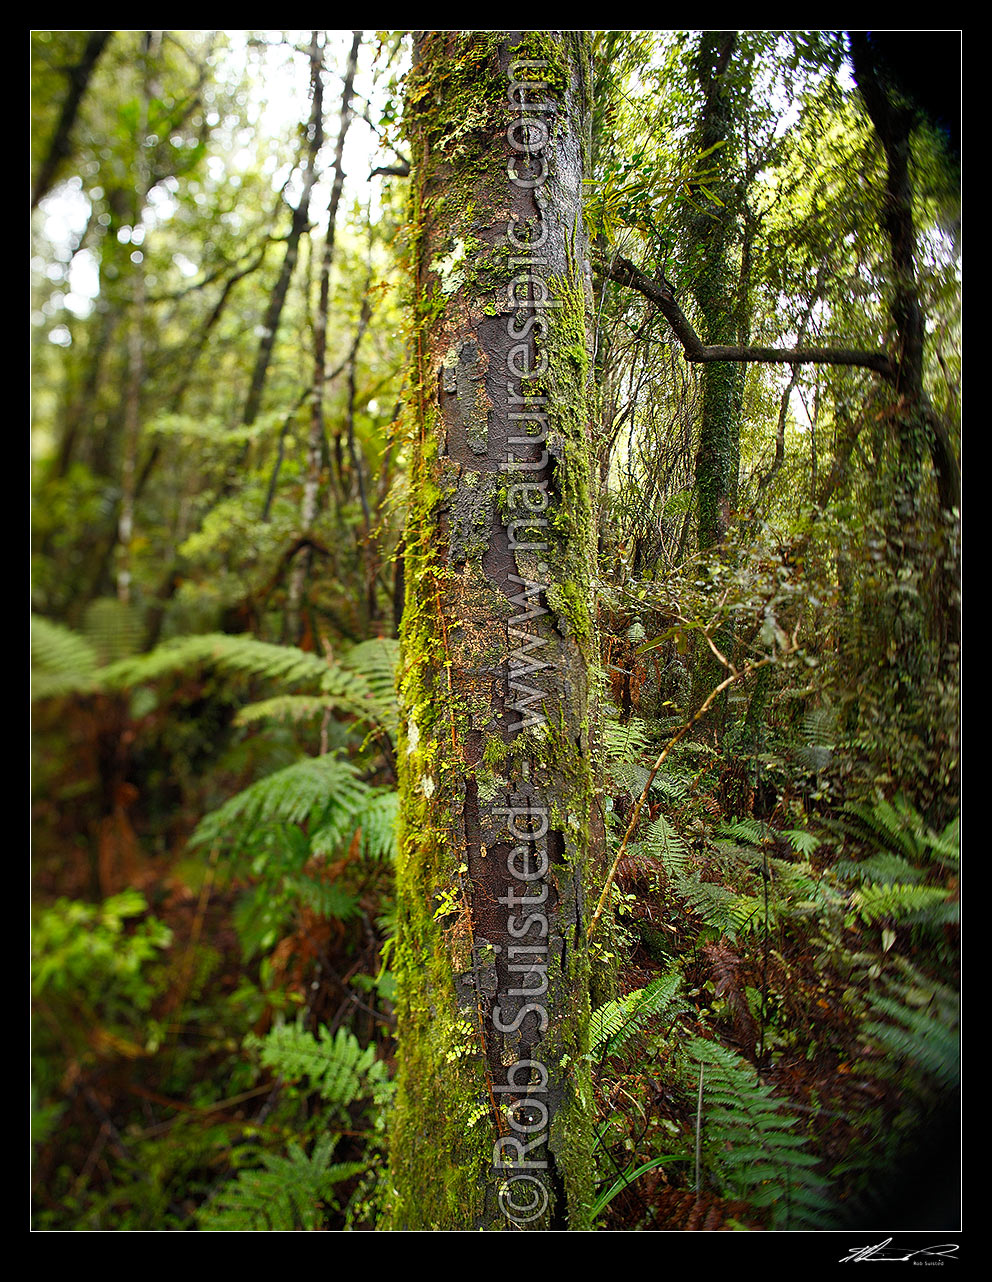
xmin=116 ymin=32 xmax=158 ymax=605
xmin=286 ymin=32 xmax=362 ymax=643
xmin=239 ymin=33 xmax=325 ymax=438
xmin=687 ymin=31 xmax=745 ymax=554
xmin=849 ymin=33 xmax=960 ymax=680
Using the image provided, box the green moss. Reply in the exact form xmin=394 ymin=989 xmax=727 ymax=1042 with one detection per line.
xmin=389 ymin=29 xmax=598 ymax=1232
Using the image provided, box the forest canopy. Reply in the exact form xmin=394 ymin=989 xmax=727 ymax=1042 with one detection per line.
xmin=30 ymin=29 xmax=960 ymax=1234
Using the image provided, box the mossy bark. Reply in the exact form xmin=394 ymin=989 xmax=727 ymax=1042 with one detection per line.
xmin=385 ymin=31 xmax=597 ymax=1230
xmin=684 ymin=31 xmax=749 ymax=728
xmin=687 ymin=31 xmax=746 ymax=558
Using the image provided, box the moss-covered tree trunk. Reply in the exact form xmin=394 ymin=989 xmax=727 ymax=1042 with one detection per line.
xmin=687 ymin=30 xmax=746 ymax=558
xmin=684 ymin=31 xmax=750 ymax=728
xmin=385 ymin=30 xmax=597 ymax=1231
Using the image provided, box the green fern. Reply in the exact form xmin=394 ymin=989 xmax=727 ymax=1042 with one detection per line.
xmin=357 ymin=789 xmax=400 ymax=863
xmin=860 ymin=959 xmax=959 ymax=1092
xmin=688 ymin=1036 xmax=832 ymax=1229
xmin=603 ymin=709 xmax=652 ymax=762
xmin=833 ymin=849 xmax=925 ymax=886
xmin=31 ymin=614 xmax=102 ymax=699
xmin=600 ymin=701 xmax=688 ymax=803
xmin=197 ymin=1134 xmax=367 ymax=1231
xmin=633 ymin=812 xmax=690 ymax=879
xmin=189 ymin=753 xmax=371 ymax=853
xmin=107 ymin=630 xmax=332 ymax=688
xmin=842 ymin=795 xmax=959 ymax=871
xmin=678 ymin=877 xmax=755 ymax=938
xmin=341 ymin=638 xmax=400 ymax=735
xmin=234 ymin=694 xmax=336 ymax=727
xmin=250 ymin=1021 xmax=392 ymax=1119
xmin=847 ymin=881 xmax=958 ymax=928
xmin=589 ymin=966 xmax=688 ymax=1057
xmin=795 ymin=705 xmax=836 ymax=773
xmin=30 ymin=621 xmax=400 ymax=750
xmin=81 ymin=597 xmax=145 ymax=664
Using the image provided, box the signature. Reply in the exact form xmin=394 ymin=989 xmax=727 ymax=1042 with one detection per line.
xmin=839 ymin=1238 xmax=959 ymax=1263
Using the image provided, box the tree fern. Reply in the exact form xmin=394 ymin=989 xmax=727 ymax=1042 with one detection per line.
xmin=31 ymin=614 xmax=102 ymax=698
xmin=103 ymin=630 xmax=332 ymax=690
xmin=357 ymin=789 xmax=399 ymax=863
xmin=341 ymin=638 xmax=400 ymax=736
xmin=189 ymin=753 xmax=371 ymax=853
xmin=234 ymin=693 xmax=337 ymax=727
xmin=687 ymin=1036 xmax=832 ymax=1229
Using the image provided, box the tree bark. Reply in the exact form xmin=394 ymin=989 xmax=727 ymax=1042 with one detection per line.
xmin=386 ymin=30 xmax=597 ymax=1230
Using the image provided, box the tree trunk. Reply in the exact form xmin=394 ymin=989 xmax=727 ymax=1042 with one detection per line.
xmin=239 ymin=33 xmax=325 ymax=438
xmin=285 ymin=32 xmax=362 ymax=644
xmin=386 ymin=30 xmax=597 ymax=1231
xmin=32 ymin=31 xmax=112 ymax=210
xmin=687 ymin=31 xmax=746 ymax=555
xmin=684 ymin=31 xmax=749 ymax=730
xmin=849 ymin=33 xmax=961 ymax=764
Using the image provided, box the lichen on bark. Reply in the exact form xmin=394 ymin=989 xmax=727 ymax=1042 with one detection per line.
xmin=385 ymin=30 xmax=598 ymax=1231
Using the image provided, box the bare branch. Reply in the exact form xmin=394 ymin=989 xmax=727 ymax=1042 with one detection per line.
xmin=603 ymin=253 xmax=898 ymax=383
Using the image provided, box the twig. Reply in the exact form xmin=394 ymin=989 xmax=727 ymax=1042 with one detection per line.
xmin=695 ymin=1062 xmax=704 ymax=1196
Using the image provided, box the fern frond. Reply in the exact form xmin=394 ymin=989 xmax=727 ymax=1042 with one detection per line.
xmin=293 ymin=875 xmax=360 ymax=921
xmin=31 ymin=614 xmax=102 ymax=699
xmin=717 ymin=817 xmax=768 ymax=847
xmin=688 ymin=1037 xmax=831 ymax=1228
xmin=103 ymin=631 xmax=331 ymax=690
xmin=860 ymin=962 xmax=959 ymax=1092
xmin=252 ymin=1020 xmax=391 ymax=1116
xmin=190 ymin=753 xmax=370 ymax=853
xmin=847 ymin=881 xmax=958 ymax=928
xmin=640 ymin=813 xmax=690 ymax=877
xmin=198 ymin=1134 xmax=366 ymax=1231
xmin=864 ymin=997 xmax=959 ymax=1090
xmin=648 ymin=770 xmax=689 ymax=802
xmin=678 ymin=877 xmax=750 ymax=938
xmin=589 ymin=967 xmax=687 ymax=1057
xmin=340 ymin=638 xmax=400 ymax=733
xmin=603 ymin=710 xmax=652 ymax=762
xmin=834 ymin=850 xmax=923 ymax=886
xmin=81 ymin=597 xmax=145 ymax=664
xmin=843 ymin=795 xmax=959 ymax=871
xmin=357 ymin=789 xmax=399 ymax=863
xmin=783 ymin=828 xmax=820 ymax=856
xmin=234 ymin=694 xmax=336 ymax=727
